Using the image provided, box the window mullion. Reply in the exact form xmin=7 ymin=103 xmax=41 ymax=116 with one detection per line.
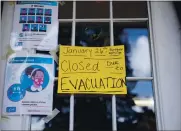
xmin=110 ymin=1 xmax=117 ymax=131
xmin=69 ymin=1 xmax=76 ymax=131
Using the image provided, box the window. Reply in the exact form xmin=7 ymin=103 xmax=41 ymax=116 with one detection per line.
xmin=31 ymin=1 xmax=156 ymax=131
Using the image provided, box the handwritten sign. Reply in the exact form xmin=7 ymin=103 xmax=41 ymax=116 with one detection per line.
xmin=58 ymin=45 xmax=127 ymax=94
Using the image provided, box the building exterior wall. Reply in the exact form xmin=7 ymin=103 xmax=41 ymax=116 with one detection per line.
xmin=150 ymin=2 xmax=181 ymax=130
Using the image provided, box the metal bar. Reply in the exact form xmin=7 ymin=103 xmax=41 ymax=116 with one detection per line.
xmin=54 ymin=77 xmax=153 ymax=81
xmin=109 ymin=1 xmax=117 ymax=131
xmin=75 ymin=18 xmax=110 ymax=22
xmin=58 ymin=18 xmax=148 ymax=23
xmin=113 ymin=18 xmax=148 ymax=22
xmin=69 ymin=1 xmax=76 ymax=131
xmin=126 ymin=77 xmax=153 ymax=81
xmin=59 ymin=19 xmax=73 ymax=22
xmin=147 ymin=1 xmax=164 ymax=130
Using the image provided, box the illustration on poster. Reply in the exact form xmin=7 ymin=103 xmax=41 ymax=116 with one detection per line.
xmin=20 ymin=8 xmax=27 ymax=15
xmin=7 ymin=84 xmax=26 ymax=102
xmin=22 ymin=24 xmax=30 ymax=31
xmin=25 ymin=67 xmax=44 ymax=92
xmin=31 ymin=24 xmax=38 ymax=32
xmin=28 ymin=8 xmax=35 ymax=15
xmin=6 ymin=65 xmax=49 ymax=103
xmin=20 ymin=65 xmax=50 ymax=93
xmin=44 ymin=17 xmax=51 ymax=24
xmin=45 ymin=9 xmax=52 ymax=16
xmin=39 ymin=24 xmax=47 ymax=32
xmin=36 ymin=16 xmax=43 ymax=23
xmin=36 ymin=8 xmax=43 ymax=15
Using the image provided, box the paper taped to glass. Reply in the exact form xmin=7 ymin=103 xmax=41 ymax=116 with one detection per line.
xmin=58 ymin=45 xmax=127 ymax=94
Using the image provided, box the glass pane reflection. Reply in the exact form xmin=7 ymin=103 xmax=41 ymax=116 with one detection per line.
xmin=116 ymin=81 xmax=156 ymax=131
xmin=58 ymin=1 xmax=73 ymax=19
xmin=76 ymin=1 xmax=110 ymax=18
xmin=75 ymin=22 xmax=110 ymax=47
xmin=113 ymin=1 xmax=148 ymax=18
xmin=58 ymin=23 xmax=72 ymax=45
xmin=114 ymin=22 xmax=152 ymax=77
xmin=74 ymin=95 xmax=112 ymax=131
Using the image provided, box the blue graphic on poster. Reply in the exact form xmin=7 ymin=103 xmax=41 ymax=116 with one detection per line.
xmin=31 ymin=24 xmax=38 ymax=32
xmin=7 ymin=84 xmax=26 ymax=102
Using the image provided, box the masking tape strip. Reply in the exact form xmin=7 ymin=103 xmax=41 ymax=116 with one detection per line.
xmin=49 ymin=48 xmax=58 ymax=64
xmin=1 ymin=45 xmax=15 ymax=60
xmin=43 ymin=108 xmax=60 ymax=123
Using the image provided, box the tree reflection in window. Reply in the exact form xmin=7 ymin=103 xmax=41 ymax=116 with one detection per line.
xmin=116 ymin=81 xmax=156 ymax=131
xmin=75 ymin=22 xmax=110 ymax=47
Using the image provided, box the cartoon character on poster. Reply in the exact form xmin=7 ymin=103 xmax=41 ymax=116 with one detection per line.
xmin=25 ymin=67 xmax=44 ymax=91
xmin=21 ymin=65 xmax=49 ymax=92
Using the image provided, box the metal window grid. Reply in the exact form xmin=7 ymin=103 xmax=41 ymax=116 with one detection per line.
xmin=55 ymin=1 xmax=155 ymax=131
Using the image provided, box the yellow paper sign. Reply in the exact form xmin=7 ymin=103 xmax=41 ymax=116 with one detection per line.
xmin=58 ymin=45 xmax=127 ymax=94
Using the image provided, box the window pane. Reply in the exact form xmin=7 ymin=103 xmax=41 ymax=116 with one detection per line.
xmin=114 ymin=22 xmax=152 ymax=77
xmin=113 ymin=2 xmax=148 ymax=18
xmin=58 ymin=1 xmax=73 ymax=19
xmin=76 ymin=1 xmax=110 ymax=19
xmin=56 ymin=23 xmax=72 ymax=77
xmin=116 ymin=81 xmax=156 ymax=131
xmin=58 ymin=22 xmax=72 ymax=45
xmin=74 ymin=95 xmax=112 ymax=131
xmin=75 ymin=22 xmax=110 ymax=47
xmin=31 ymin=82 xmax=70 ymax=131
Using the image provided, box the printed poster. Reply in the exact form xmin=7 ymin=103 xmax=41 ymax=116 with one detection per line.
xmin=58 ymin=45 xmax=127 ymax=94
xmin=10 ymin=1 xmax=58 ymax=51
xmin=3 ymin=52 xmax=54 ymax=115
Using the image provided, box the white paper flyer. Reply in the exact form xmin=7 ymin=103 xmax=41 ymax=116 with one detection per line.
xmin=10 ymin=1 xmax=58 ymax=51
xmin=3 ymin=52 xmax=54 ymax=115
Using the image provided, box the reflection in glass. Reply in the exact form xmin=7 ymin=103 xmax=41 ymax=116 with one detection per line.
xmin=58 ymin=23 xmax=72 ymax=45
xmin=31 ymin=82 xmax=70 ymax=131
xmin=56 ymin=23 xmax=72 ymax=77
xmin=116 ymin=81 xmax=156 ymax=131
xmin=113 ymin=1 xmax=148 ymax=18
xmin=75 ymin=23 xmax=110 ymax=47
xmin=114 ymin=23 xmax=151 ymax=77
xmin=74 ymin=95 xmax=112 ymax=131
xmin=76 ymin=1 xmax=109 ymax=18
xmin=58 ymin=1 xmax=73 ymax=19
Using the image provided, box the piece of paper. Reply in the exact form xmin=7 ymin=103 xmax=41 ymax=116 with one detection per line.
xmin=58 ymin=45 xmax=127 ymax=94
xmin=3 ymin=52 xmax=54 ymax=115
xmin=10 ymin=1 xmax=58 ymax=51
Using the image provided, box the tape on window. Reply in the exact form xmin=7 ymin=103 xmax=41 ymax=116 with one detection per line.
xmin=43 ymin=108 xmax=60 ymax=123
xmin=49 ymin=48 xmax=58 ymax=64
xmin=1 ymin=45 xmax=15 ymax=60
